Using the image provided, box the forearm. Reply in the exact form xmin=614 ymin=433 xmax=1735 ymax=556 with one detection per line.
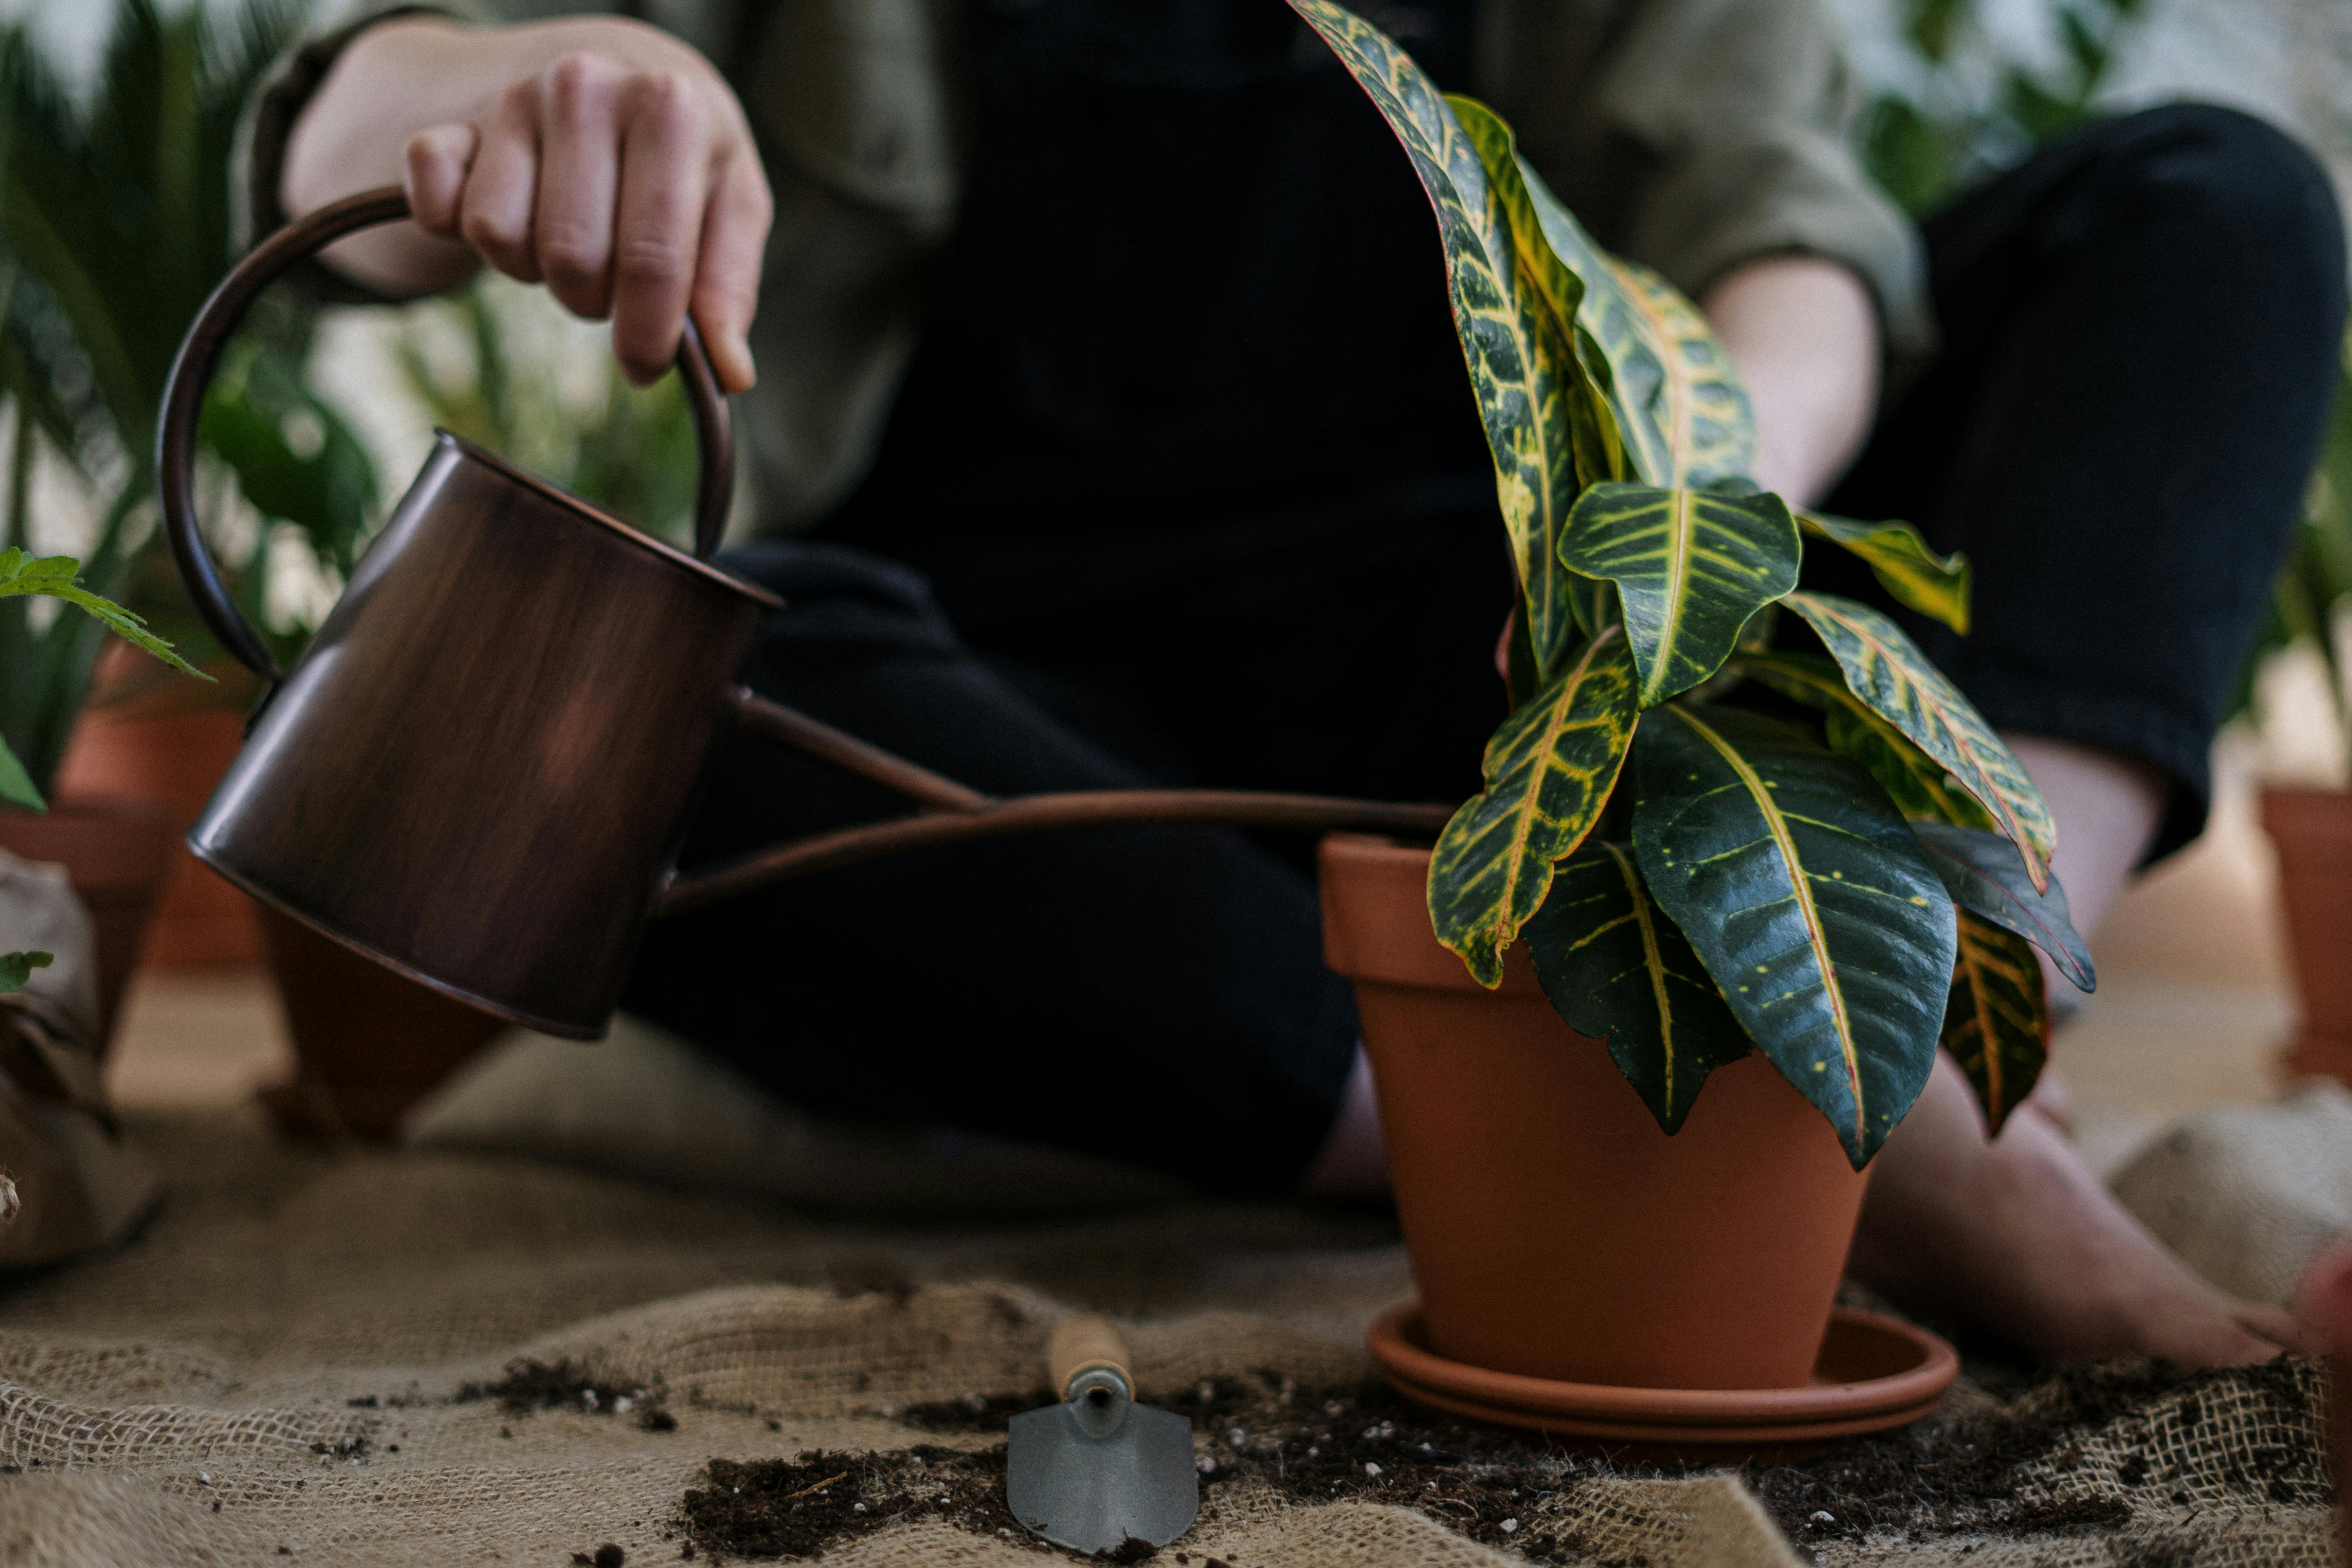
xmin=1701 ymin=255 xmax=1880 ymax=509
xmin=280 ymin=13 xmax=724 ymax=298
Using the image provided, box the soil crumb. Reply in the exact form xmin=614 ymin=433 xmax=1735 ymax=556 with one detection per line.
xmin=454 ymin=1358 xmax=675 ymax=1431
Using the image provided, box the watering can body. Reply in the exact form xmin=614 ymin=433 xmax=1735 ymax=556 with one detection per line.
xmin=189 ymin=433 xmax=774 ymax=1037
xmin=160 ymin=189 xmax=1454 ymax=1042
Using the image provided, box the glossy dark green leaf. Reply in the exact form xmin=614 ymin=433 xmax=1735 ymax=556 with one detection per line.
xmin=1289 ymin=2 xmax=1598 ymax=677
xmin=1429 ymin=625 xmax=1639 ymax=985
xmin=1633 ymin=704 xmax=1956 ymax=1167
xmin=0 ymin=949 xmax=52 ymax=993
xmin=1511 ymin=166 xmax=1756 ymax=490
xmin=1942 ymin=912 xmax=2048 ymax=1134
xmin=1735 ymin=651 xmax=2000 ymax=831
xmin=1784 ymin=591 xmax=2057 ymax=890
xmin=1798 ymin=511 xmax=1973 ymax=635
xmin=1560 ymin=483 xmax=1801 ymax=707
xmin=1524 ymin=839 xmax=1751 ymax=1133
xmin=1910 ymin=819 xmax=2095 ymax=993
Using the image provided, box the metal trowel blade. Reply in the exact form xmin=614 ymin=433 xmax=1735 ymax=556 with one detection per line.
xmin=1006 ymin=1395 xmax=1198 ymax=1555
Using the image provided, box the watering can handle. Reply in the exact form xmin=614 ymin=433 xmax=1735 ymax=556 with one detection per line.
xmin=156 ymin=185 xmax=736 ymax=683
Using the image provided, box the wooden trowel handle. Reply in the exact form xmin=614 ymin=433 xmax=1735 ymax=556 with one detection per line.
xmin=1048 ymin=1314 xmax=1133 ymax=1401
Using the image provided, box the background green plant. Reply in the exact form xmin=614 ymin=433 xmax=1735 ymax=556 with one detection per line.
xmin=388 ymin=280 xmax=701 ymax=549
xmin=0 ymin=0 xmax=375 ymax=793
xmin=1853 ymin=0 xmax=2146 ymax=214
xmin=1296 ymin=0 xmax=2095 ymax=1167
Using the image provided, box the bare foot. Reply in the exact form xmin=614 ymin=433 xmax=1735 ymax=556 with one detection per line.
xmin=1849 ymin=1056 xmax=2314 ymax=1367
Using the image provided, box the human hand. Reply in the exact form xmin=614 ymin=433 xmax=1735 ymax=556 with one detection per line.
xmin=287 ymin=17 xmax=771 ymax=392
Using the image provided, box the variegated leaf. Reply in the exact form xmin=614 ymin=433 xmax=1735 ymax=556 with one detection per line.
xmin=1942 ymin=912 xmax=2048 ymax=1134
xmin=1560 ymin=483 xmax=1801 ymax=707
xmin=1289 ymin=2 xmax=1592 ymax=675
xmin=1784 ymin=591 xmax=2057 ymax=891
xmin=1513 ymin=166 xmax=1757 ymax=489
xmin=1523 ymin=840 xmax=1751 ymax=1133
xmin=1448 ymin=98 xmax=1625 ymax=496
xmin=1911 ymin=820 xmax=2096 ymax=993
xmin=1735 ymin=652 xmax=1999 ymax=831
xmin=1800 ymin=511 xmax=1973 ymax=635
xmin=1429 ymin=625 xmax=1639 ymax=986
xmin=1633 ymin=704 xmax=1955 ymax=1167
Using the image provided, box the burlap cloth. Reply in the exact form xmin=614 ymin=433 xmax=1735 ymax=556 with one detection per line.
xmin=0 ymin=1070 xmax=2338 ymax=1564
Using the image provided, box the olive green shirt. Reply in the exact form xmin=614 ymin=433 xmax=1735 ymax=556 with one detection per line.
xmin=244 ymin=0 xmax=1933 ymax=533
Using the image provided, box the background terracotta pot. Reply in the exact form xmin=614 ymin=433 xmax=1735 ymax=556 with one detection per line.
xmin=2259 ymin=787 xmax=2352 ymax=1085
xmin=56 ymin=698 xmax=261 ymax=969
xmin=255 ymin=905 xmax=510 ymax=1137
xmin=0 ymin=797 xmax=177 ymax=1048
xmin=1318 ymin=834 xmax=1868 ymax=1392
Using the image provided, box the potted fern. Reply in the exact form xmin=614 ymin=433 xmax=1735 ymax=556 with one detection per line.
xmin=1295 ymin=2 xmax=2093 ymax=1397
xmin=0 ymin=0 xmax=379 ymax=987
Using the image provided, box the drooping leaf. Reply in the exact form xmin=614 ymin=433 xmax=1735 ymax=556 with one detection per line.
xmin=1446 ymin=98 xmax=1625 ymax=494
xmin=1511 ymin=164 xmax=1757 ymax=491
xmin=0 ymin=733 xmax=42 ymax=811
xmin=1736 ymin=651 xmax=1999 ymax=830
xmin=1429 ymin=625 xmax=1639 ymax=985
xmin=1560 ymin=483 xmax=1801 ymax=707
xmin=0 ymin=949 xmax=52 ymax=993
xmin=1523 ymin=839 xmax=1751 ymax=1133
xmin=1910 ymin=819 xmax=2095 ymax=993
xmin=1289 ymin=2 xmax=1594 ymax=676
xmin=1633 ymin=704 xmax=1956 ymax=1167
xmin=1799 ymin=511 xmax=1973 ymax=635
xmin=1942 ymin=912 xmax=2048 ymax=1134
xmin=1784 ymin=591 xmax=2056 ymax=891
xmin=0 ymin=548 xmax=206 ymax=679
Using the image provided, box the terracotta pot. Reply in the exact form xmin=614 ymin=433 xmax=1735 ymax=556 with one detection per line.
xmin=1318 ymin=834 xmax=1869 ymax=1392
xmin=0 ymin=797 xmax=177 ymax=1048
xmin=256 ymin=904 xmax=510 ymax=1138
xmin=2259 ymin=788 xmax=2352 ymax=1085
xmin=55 ymin=702 xmax=261 ymax=968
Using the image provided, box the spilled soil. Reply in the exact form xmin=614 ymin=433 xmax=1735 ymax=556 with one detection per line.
xmin=673 ymin=1355 xmax=2326 ymax=1562
xmin=454 ymin=1358 xmax=679 ymax=1432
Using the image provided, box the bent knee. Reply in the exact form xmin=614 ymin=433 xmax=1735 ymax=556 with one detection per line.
xmin=2109 ymin=104 xmax=2346 ymax=289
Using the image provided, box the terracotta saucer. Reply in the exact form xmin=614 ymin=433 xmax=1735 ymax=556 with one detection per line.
xmin=1368 ymin=1302 xmax=1959 ymax=1458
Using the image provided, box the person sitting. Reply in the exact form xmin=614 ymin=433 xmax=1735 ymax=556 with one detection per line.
xmin=261 ymin=0 xmax=2346 ymax=1367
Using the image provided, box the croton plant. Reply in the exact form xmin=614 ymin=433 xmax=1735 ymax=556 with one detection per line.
xmin=1294 ymin=2 xmax=2096 ymax=1167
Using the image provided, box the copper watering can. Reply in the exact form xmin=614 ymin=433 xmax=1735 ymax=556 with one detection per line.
xmin=161 ymin=189 xmax=1454 ymax=1039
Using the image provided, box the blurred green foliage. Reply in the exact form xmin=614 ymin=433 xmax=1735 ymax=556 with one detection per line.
xmin=0 ymin=0 xmax=377 ymax=791
xmin=393 ymin=284 xmax=701 ymax=550
xmin=1857 ymin=0 xmax=2146 ymax=214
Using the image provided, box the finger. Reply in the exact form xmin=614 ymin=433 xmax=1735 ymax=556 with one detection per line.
xmin=690 ymin=151 xmax=771 ymax=392
xmin=403 ymin=122 xmax=480 ymax=235
xmin=460 ymin=79 xmax=544 ymax=283
xmin=608 ymin=72 xmax=709 ymax=384
xmin=532 ymin=53 xmax=624 ymax=320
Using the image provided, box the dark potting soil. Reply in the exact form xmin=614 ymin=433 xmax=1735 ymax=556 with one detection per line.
xmin=670 ymin=1354 xmax=2323 ymax=1560
xmin=454 ymin=1358 xmax=679 ymax=1431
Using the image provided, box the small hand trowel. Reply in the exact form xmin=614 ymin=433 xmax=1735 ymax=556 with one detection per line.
xmin=1007 ymin=1315 xmax=1199 ymax=1555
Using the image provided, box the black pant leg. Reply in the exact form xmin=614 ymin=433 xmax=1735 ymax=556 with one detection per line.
xmin=1823 ymin=104 xmax=2348 ymax=856
xmin=619 ymin=541 xmax=1361 ymax=1197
